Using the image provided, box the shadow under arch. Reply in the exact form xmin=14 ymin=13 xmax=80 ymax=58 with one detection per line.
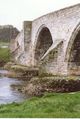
xmin=34 ymin=25 xmax=53 ymax=64
xmin=65 ymin=22 xmax=80 ymax=75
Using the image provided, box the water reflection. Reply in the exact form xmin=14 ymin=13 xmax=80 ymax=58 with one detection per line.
xmin=0 ymin=70 xmax=28 ymax=104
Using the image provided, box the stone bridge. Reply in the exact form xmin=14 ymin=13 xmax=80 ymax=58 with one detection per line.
xmin=12 ymin=4 xmax=80 ymax=75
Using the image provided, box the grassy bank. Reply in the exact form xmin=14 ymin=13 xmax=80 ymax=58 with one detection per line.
xmin=0 ymin=48 xmax=10 ymax=66
xmin=0 ymin=92 xmax=80 ymax=117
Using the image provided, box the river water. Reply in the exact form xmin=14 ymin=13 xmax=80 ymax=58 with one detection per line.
xmin=0 ymin=70 xmax=28 ymax=104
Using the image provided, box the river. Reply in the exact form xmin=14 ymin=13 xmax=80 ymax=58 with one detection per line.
xmin=0 ymin=70 xmax=28 ymax=104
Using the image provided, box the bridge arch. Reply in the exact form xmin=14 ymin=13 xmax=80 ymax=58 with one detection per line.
xmin=65 ymin=22 xmax=80 ymax=74
xmin=34 ymin=25 xmax=53 ymax=63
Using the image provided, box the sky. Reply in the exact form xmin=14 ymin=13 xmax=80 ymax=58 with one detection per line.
xmin=0 ymin=0 xmax=80 ymax=30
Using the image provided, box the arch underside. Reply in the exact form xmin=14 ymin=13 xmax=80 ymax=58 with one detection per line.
xmin=68 ymin=29 xmax=80 ymax=75
xmin=35 ymin=27 xmax=53 ymax=63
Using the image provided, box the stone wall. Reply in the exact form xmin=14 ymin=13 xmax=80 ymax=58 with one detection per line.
xmin=11 ymin=21 xmax=32 ymax=66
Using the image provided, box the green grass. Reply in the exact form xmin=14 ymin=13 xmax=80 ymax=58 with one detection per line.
xmin=0 ymin=92 xmax=80 ymax=117
xmin=0 ymin=48 xmax=10 ymax=63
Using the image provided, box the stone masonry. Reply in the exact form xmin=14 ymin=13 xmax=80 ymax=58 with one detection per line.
xmin=12 ymin=4 xmax=80 ymax=75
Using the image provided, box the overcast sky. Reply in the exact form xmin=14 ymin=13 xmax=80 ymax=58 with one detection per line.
xmin=0 ymin=0 xmax=80 ymax=30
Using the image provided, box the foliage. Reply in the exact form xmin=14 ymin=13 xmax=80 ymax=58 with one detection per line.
xmin=0 ymin=25 xmax=19 ymax=42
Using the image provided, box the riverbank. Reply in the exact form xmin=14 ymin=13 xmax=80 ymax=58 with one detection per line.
xmin=17 ymin=75 xmax=80 ymax=96
xmin=0 ymin=92 xmax=80 ymax=117
xmin=4 ymin=62 xmax=39 ymax=79
xmin=4 ymin=62 xmax=80 ymax=96
xmin=2 ymin=63 xmax=80 ymax=117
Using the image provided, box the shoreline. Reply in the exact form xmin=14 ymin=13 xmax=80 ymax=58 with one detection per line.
xmin=3 ymin=62 xmax=80 ymax=97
